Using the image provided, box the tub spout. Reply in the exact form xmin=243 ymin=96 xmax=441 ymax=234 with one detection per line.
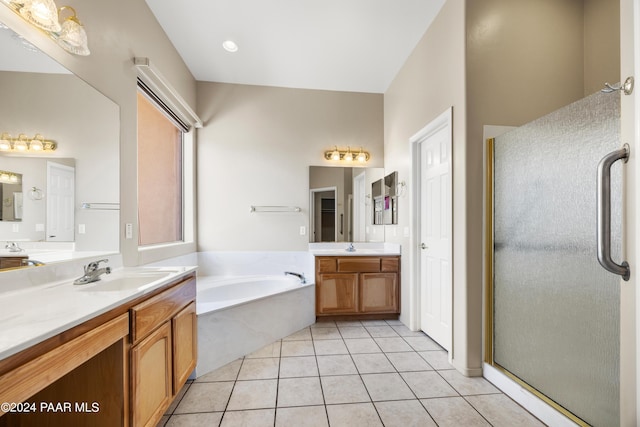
xmin=284 ymin=271 xmax=306 ymax=284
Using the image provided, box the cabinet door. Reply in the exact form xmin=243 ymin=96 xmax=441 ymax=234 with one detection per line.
xmin=360 ymin=273 xmax=398 ymax=313
xmin=172 ymin=301 xmax=197 ymax=393
xmin=131 ymin=321 xmax=172 ymax=427
xmin=317 ymin=273 xmax=358 ymax=314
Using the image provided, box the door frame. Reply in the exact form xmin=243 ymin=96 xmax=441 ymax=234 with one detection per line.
xmin=409 ymin=106 xmax=453 ymax=357
xmin=623 ymin=0 xmax=638 ymax=423
xmin=309 ymin=186 xmax=338 ymax=242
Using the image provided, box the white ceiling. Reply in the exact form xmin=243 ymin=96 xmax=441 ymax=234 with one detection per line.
xmin=145 ymin=0 xmax=445 ymax=94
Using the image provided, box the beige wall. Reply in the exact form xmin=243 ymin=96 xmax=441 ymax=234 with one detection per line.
xmin=464 ymin=0 xmax=585 ymax=375
xmin=196 ymin=82 xmax=383 ymax=251
xmin=383 ymin=0 xmax=469 ymax=371
xmin=584 ymin=0 xmax=620 ymax=95
xmin=383 ymin=0 xmax=620 ymax=376
xmin=0 ymin=0 xmax=197 ymax=264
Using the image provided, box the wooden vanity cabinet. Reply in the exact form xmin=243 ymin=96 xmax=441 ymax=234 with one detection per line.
xmin=0 ymin=273 xmax=197 ymax=427
xmin=0 ymin=256 xmax=27 ymax=270
xmin=130 ymin=276 xmax=197 ymax=427
xmin=315 ymin=256 xmax=400 ymax=318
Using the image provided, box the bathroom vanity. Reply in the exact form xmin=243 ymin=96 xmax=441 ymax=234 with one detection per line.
xmin=312 ymin=245 xmax=401 ymax=319
xmin=0 ymin=267 xmax=197 ymax=427
xmin=0 ymin=255 xmax=27 ymax=270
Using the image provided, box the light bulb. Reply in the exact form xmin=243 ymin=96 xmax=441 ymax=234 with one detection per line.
xmin=30 ymin=134 xmax=44 ymax=151
xmin=344 ymin=148 xmax=353 ymax=162
xmin=14 ymin=135 xmax=28 ymax=151
xmin=331 ymin=146 xmax=340 ymax=161
xmin=0 ymin=134 xmax=11 ymax=151
xmin=19 ymin=0 xmax=61 ymax=32
xmin=357 ymin=148 xmax=367 ymax=162
xmin=56 ymin=7 xmax=90 ymax=56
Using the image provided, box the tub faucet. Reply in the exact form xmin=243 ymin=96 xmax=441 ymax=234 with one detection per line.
xmin=74 ymin=259 xmax=111 ymax=285
xmin=5 ymin=242 xmax=23 ymax=253
xmin=284 ymin=271 xmax=306 ymax=284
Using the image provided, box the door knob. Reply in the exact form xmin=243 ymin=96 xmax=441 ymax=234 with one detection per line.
xmin=421 ymin=243 xmax=428 ymax=250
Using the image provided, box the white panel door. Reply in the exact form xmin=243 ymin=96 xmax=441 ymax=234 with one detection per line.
xmin=47 ymin=162 xmax=75 ymax=241
xmin=420 ymin=125 xmax=452 ymax=350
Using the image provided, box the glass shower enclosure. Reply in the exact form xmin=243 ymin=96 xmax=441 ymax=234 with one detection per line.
xmin=486 ymin=90 xmax=625 ymax=427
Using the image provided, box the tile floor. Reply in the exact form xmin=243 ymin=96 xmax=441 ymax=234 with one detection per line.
xmin=157 ymin=320 xmax=545 ymax=427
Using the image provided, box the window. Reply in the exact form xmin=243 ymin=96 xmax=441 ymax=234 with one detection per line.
xmin=137 ymin=89 xmax=184 ymax=246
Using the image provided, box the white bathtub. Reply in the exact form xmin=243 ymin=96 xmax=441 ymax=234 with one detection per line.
xmin=195 ymin=273 xmax=315 ymax=377
xmin=196 ymin=274 xmax=306 ymax=314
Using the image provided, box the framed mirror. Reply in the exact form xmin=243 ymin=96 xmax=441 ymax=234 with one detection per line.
xmin=0 ymin=21 xmax=120 ymax=263
xmin=309 ymin=166 xmax=385 ymax=243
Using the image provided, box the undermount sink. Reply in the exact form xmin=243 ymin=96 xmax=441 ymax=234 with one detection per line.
xmin=75 ymin=269 xmax=176 ymax=292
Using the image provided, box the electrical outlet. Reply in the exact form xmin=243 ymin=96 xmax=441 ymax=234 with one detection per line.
xmin=125 ymin=223 xmax=133 ymax=239
xmin=299 ymin=226 xmax=306 ymax=236
xmin=12 ymin=224 xmax=19 ymax=232
xmin=78 ymin=224 xmax=86 ymax=234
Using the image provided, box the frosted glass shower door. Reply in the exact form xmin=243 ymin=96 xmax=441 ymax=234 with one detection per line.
xmin=490 ymin=90 xmax=622 ymax=427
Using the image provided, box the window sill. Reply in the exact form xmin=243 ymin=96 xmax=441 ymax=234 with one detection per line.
xmin=138 ymin=241 xmax=196 ymax=265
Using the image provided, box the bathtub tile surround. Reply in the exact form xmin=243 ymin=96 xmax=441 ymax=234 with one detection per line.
xmin=150 ymin=251 xmax=314 ymax=279
xmin=159 ymin=320 xmax=545 ymax=427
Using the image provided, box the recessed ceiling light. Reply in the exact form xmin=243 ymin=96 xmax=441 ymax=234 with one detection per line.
xmin=222 ymin=40 xmax=238 ymax=53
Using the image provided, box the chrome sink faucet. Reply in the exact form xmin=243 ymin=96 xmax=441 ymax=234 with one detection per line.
xmin=74 ymin=259 xmax=111 ymax=285
xmin=346 ymin=242 xmax=356 ymax=252
xmin=285 ymin=271 xmax=306 ymax=284
xmin=5 ymin=242 xmax=23 ymax=252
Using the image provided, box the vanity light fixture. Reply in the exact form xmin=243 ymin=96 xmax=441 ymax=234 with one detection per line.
xmin=2 ymin=0 xmax=91 ymax=56
xmin=56 ymin=6 xmax=89 ymax=56
xmin=0 ymin=170 xmax=22 ymax=184
xmin=324 ymin=146 xmax=370 ymax=163
xmin=0 ymin=133 xmax=57 ymax=152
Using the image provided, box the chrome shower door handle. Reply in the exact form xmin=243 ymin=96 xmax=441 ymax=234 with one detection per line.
xmin=597 ymin=144 xmax=630 ymax=281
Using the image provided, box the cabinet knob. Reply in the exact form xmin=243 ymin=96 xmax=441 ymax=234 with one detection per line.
xmin=420 ymin=243 xmax=428 ymax=250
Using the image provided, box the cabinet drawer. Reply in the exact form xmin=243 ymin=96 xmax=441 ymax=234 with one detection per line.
xmin=337 ymin=257 xmax=380 ymax=272
xmin=131 ymin=277 xmax=196 ymax=344
xmin=381 ymin=258 xmax=399 ymax=272
xmin=317 ymin=258 xmax=337 ymax=273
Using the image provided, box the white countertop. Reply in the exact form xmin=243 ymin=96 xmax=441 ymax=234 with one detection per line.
xmin=308 ymin=242 xmax=401 ymax=256
xmin=0 ymin=265 xmax=197 ymax=360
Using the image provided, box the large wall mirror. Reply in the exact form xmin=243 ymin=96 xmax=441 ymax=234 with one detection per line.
xmin=309 ymin=166 xmax=385 ymax=243
xmin=0 ymin=22 xmax=119 ymax=264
